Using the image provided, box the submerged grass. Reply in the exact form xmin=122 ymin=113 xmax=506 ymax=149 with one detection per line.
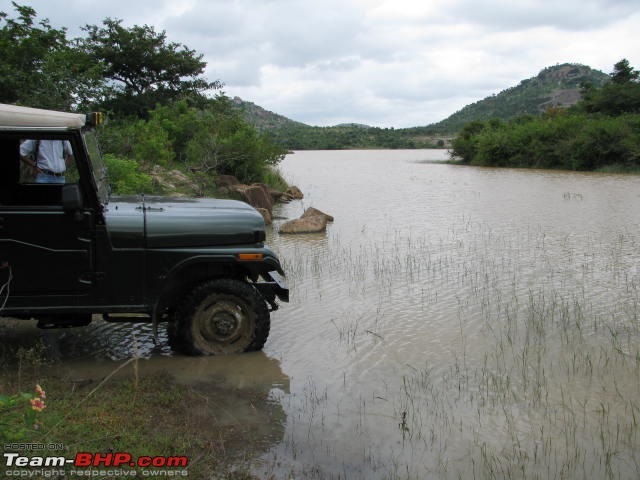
xmin=266 ymin=213 xmax=640 ymax=479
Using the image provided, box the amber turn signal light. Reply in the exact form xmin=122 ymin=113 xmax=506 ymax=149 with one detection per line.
xmin=237 ymin=253 xmax=264 ymax=261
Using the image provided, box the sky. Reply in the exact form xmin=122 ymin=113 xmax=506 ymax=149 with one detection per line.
xmin=2 ymin=0 xmax=640 ymax=128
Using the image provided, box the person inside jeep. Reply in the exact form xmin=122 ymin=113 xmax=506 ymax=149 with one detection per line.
xmin=20 ymin=139 xmax=73 ymax=184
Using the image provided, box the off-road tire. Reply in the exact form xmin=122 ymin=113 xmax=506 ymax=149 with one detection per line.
xmin=169 ymin=279 xmax=270 ymax=355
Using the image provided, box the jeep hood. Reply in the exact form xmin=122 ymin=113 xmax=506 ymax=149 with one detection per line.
xmin=105 ymin=196 xmax=266 ymax=248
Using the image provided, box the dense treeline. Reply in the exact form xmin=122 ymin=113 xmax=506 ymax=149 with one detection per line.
xmin=451 ymin=60 xmax=640 ymax=172
xmin=233 ymin=99 xmax=444 ymax=149
xmin=263 ymin=124 xmax=441 ymax=150
xmin=0 ymin=3 xmax=287 ymax=193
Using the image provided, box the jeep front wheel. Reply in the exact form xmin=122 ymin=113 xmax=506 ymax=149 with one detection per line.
xmin=170 ymin=279 xmax=270 ymax=355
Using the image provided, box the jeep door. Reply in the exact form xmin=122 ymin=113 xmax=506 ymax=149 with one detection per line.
xmin=0 ymin=136 xmax=95 ymax=304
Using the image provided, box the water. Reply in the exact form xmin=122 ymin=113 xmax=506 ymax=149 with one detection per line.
xmin=260 ymin=150 xmax=640 ymax=479
xmin=2 ymin=149 xmax=640 ymax=478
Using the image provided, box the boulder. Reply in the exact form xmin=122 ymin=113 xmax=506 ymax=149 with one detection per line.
xmin=248 ymin=184 xmax=273 ymax=213
xmin=221 ymin=181 xmax=302 ymax=214
xmin=229 ymin=183 xmax=273 ymax=214
xmin=269 ymin=188 xmax=285 ymax=203
xmin=279 ymin=215 xmax=328 ymax=234
xmin=216 ymin=175 xmax=240 ymax=187
xmin=148 ymin=165 xmax=199 ymax=196
xmin=256 ymin=208 xmax=272 ymax=225
xmin=301 ymin=207 xmax=334 ymax=222
xmin=285 ymin=186 xmax=304 ymax=200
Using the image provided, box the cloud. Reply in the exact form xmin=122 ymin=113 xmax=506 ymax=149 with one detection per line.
xmin=445 ymin=0 xmax=640 ymax=31
xmin=3 ymin=0 xmax=640 ymax=127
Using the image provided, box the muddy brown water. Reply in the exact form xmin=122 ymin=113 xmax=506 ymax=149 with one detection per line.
xmin=3 ymin=149 xmax=640 ymax=479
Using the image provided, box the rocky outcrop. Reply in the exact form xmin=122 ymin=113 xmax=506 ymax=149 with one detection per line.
xmin=279 ymin=215 xmax=328 ymax=234
xmin=216 ymin=175 xmax=306 ymax=213
xmin=228 ymin=183 xmax=273 ymax=214
xmin=213 ymin=174 xmax=308 ymax=227
xmin=284 ymin=186 xmax=304 ymax=200
xmin=301 ymin=207 xmax=333 ymax=222
xmin=256 ymin=207 xmax=272 ymax=225
xmin=216 ymin=175 xmax=240 ymax=187
xmin=279 ymin=207 xmax=334 ymax=234
xmin=148 ymin=166 xmax=200 ymax=196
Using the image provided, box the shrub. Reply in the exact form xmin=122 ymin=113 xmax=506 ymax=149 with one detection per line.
xmin=104 ymin=154 xmax=154 ymax=194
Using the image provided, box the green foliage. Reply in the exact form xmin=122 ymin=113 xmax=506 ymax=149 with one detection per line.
xmin=232 ymin=98 xmax=443 ymax=149
xmin=263 ymin=123 xmax=439 ymax=150
xmin=98 ymin=118 xmax=174 ymax=166
xmin=103 ymin=154 xmax=154 ymax=194
xmin=610 ymin=59 xmax=640 ymax=84
xmin=451 ymin=59 xmax=640 ymax=173
xmin=450 ymin=120 xmax=487 ymax=162
xmin=147 ymin=100 xmax=200 ymax=161
xmin=0 ymin=3 xmax=64 ymax=105
xmin=100 ymin=99 xmax=287 ymax=188
xmin=262 ymin=167 xmax=289 ymax=192
xmin=0 ymin=3 xmax=106 ymax=111
xmin=80 ymin=18 xmax=220 ymax=117
xmin=183 ymin=101 xmax=287 ymax=183
xmin=576 ymin=80 xmax=640 ymax=116
xmin=0 ymin=384 xmax=47 ymax=443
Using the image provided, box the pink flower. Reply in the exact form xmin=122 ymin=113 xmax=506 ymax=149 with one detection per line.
xmin=35 ymin=384 xmax=46 ymax=399
xmin=30 ymin=397 xmax=46 ymax=412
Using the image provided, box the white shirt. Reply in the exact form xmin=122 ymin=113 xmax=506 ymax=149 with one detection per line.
xmin=20 ymin=140 xmax=73 ymax=173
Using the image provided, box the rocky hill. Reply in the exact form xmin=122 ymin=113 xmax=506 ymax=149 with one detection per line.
xmin=233 ymin=63 xmax=611 ymax=147
xmin=428 ymin=63 xmax=609 ymax=133
xmin=231 ymin=97 xmax=306 ymax=133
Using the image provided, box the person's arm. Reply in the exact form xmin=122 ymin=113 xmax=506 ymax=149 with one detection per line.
xmin=63 ymin=140 xmax=74 ymax=167
xmin=19 ymin=140 xmax=41 ymax=173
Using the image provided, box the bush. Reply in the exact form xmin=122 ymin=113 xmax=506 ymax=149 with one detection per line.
xmin=99 ymin=99 xmax=287 ymax=191
xmin=104 ymin=154 xmax=154 ymax=194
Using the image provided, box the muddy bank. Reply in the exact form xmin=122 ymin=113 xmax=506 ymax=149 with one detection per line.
xmin=0 ymin=317 xmax=289 ymax=478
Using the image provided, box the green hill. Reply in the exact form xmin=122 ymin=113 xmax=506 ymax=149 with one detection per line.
xmin=231 ymin=97 xmax=306 ymax=132
xmin=233 ymin=63 xmax=611 ymax=148
xmin=429 ymin=63 xmax=609 ymax=133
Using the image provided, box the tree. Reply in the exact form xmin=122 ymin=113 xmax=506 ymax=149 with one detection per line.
xmin=450 ymin=120 xmax=487 ymax=162
xmin=80 ymin=19 xmax=221 ymax=117
xmin=610 ymin=58 xmax=639 ymax=84
xmin=0 ymin=3 xmax=106 ymax=110
xmin=0 ymin=2 xmax=65 ymax=108
xmin=579 ymin=59 xmax=640 ymax=115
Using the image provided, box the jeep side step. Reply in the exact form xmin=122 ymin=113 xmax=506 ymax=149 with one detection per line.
xmin=102 ymin=313 xmax=152 ymax=323
xmin=37 ymin=314 xmax=92 ymax=329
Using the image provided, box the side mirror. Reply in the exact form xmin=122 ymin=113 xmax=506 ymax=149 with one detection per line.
xmin=62 ymin=184 xmax=83 ymax=212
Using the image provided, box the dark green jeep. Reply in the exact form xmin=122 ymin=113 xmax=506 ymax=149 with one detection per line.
xmin=0 ymin=104 xmax=288 ymax=355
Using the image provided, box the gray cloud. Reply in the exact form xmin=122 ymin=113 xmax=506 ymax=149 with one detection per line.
xmin=3 ymin=0 xmax=640 ymax=127
xmin=445 ymin=0 xmax=640 ymax=31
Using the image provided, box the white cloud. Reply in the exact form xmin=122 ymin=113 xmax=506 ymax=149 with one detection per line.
xmin=2 ymin=0 xmax=640 ymax=127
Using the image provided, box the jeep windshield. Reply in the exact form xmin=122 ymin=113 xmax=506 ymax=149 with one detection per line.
xmin=84 ymin=129 xmax=110 ymax=204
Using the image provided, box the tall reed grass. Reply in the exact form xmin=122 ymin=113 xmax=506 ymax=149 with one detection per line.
xmin=259 ymin=216 xmax=640 ymax=479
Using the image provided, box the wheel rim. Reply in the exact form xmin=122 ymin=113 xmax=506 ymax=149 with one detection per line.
xmin=192 ymin=295 xmax=254 ymax=353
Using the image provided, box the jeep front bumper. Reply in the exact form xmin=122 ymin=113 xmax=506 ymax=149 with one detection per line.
xmin=255 ymin=271 xmax=289 ymax=309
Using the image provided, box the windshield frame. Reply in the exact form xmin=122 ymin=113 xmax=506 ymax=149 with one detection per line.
xmin=83 ymin=129 xmax=110 ymax=206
